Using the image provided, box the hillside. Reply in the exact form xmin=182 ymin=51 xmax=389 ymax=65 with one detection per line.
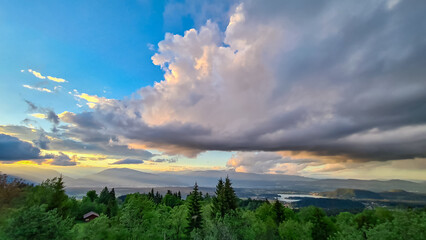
xmin=3 ymin=167 xmax=426 ymax=194
xmin=320 ymin=188 xmax=426 ymax=202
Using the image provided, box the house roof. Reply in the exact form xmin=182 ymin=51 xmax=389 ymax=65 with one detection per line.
xmin=83 ymin=211 xmax=100 ymax=219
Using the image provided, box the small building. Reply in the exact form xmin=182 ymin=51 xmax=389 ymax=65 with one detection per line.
xmin=83 ymin=211 xmax=99 ymax=222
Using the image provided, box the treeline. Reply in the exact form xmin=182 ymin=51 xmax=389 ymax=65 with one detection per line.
xmin=0 ymin=173 xmax=425 ymax=239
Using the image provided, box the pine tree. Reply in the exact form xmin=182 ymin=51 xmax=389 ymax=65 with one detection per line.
xmin=106 ymin=188 xmax=118 ymax=217
xmin=212 ymin=178 xmax=225 ymax=218
xmin=148 ymin=188 xmax=155 ymax=200
xmin=273 ymin=199 xmax=285 ymax=224
xmin=186 ymin=182 xmax=203 ymax=234
xmin=212 ymin=176 xmax=238 ymax=218
xmin=223 ymin=176 xmax=237 ymax=212
xmin=98 ymin=187 xmax=110 ymax=205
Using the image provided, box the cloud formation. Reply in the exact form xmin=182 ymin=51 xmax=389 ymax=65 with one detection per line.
xmin=49 ymin=1 xmax=426 ymax=163
xmin=28 ymin=69 xmax=46 ymax=79
xmin=112 ymin=158 xmax=144 ymax=165
xmin=27 ymin=69 xmax=67 ymax=82
xmin=0 ymin=134 xmax=45 ymax=161
xmin=47 ymin=76 xmax=67 ymax=83
xmin=25 ymin=100 xmax=60 ymax=131
xmin=22 ymin=84 xmax=52 ymax=93
xmin=50 ymin=152 xmax=77 ymax=166
xmin=227 ymin=152 xmax=317 ymax=174
xmin=32 ymin=133 xmax=50 ymax=150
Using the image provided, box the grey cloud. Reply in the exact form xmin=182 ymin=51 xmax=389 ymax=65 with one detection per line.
xmin=112 ymin=158 xmax=144 ymax=165
xmin=150 ymin=157 xmax=178 ymax=163
xmin=50 ymin=152 xmax=77 ymax=166
xmin=0 ymin=134 xmax=45 ymax=161
xmin=59 ymin=0 xmax=426 ymax=162
xmin=46 ymin=110 xmax=59 ymax=125
xmin=24 ymin=100 xmax=37 ymax=111
xmin=0 ymin=125 xmax=155 ymax=161
xmin=226 ymin=152 xmax=317 ymax=174
xmin=24 ymin=100 xmax=60 ymax=129
xmin=32 ymin=133 xmax=50 ymax=150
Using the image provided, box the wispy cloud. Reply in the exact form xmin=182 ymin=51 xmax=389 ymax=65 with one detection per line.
xmin=22 ymin=84 xmax=52 ymax=93
xmin=26 ymin=69 xmax=68 ymax=82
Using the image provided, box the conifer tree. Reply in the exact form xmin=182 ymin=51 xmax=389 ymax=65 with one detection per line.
xmin=273 ymin=199 xmax=285 ymax=224
xmin=186 ymin=182 xmax=203 ymax=234
xmin=212 ymin=176 xmax=238 ymax=218
xmin=98 ymin=187 xmax=110 ymax=205
xmin=212 ymin=178 xmax=225 ymax=218
xmin=148 ymin=188 xmax=155 ymax=200
xmin=106 ymin=188 xmax=118 ymax=217
xmin=223 ymin=176 xmax=238 ymax=212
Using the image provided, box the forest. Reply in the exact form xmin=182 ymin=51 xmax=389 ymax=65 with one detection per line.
xmin=0 ymin=173 xmax=425 ymax=240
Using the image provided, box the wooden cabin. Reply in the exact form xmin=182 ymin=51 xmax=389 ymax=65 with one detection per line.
xmin=83 ymin=211 xmax=99 ymax=222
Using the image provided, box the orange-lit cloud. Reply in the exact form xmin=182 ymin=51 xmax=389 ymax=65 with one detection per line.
xmin=30 ymin=113 xmax=47 ymax=119
xmin=47 ymin=76 xmax=67 ymax=83
xmin=77 ymin=93 xmax=100 ymax=103
xmin=28 ymin=69 xmax=46 ymax=79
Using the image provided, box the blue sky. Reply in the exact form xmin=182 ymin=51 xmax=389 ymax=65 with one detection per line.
xmin=1 ymin=0 xmax=178 ymax=124
xmin=1 ymin=0 xmax=425 ymax=180
xmin=0 ymin=0 xmax=234 ymax=172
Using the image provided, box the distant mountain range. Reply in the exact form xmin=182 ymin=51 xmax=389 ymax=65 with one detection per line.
xmin=320 ymin=188 xmax=426 ymax=202
xmin=2 ymin=167 xmax=426 ymax=193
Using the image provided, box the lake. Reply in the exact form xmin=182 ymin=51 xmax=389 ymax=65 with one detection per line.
xmin=278 ymin=193 xmax=325 ymax=202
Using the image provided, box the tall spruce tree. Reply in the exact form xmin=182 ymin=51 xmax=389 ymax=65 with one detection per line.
xmin=98 ymin=187 xmax=110 ymax=205
xmin=212 ymin=178 xmax=225 ymax=218
xmin=106 ymin=188 xmax=118 ymax=217
xmin=223 ymin=176 xmax=238 ymax=212
xmin=273 ymin=199 xmax=285 ymax=224
xmin=212 ymin=176 xmax=238 ymax=218
xmin=186 ymin=182 xmax=203 ymax=234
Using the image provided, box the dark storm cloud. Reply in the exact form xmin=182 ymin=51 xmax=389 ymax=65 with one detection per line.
xmin=0 ymin=134 xmax=45 ymax=161
xmin=54 ymin=0 xmax=426 ymax=161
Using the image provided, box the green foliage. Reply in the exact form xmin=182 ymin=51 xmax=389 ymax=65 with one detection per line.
xmin=279 ymin=219 xmax=313 ymax=240
xmin=0 ymin=174 xmax=29 ymax=212
xmin=212 ymin=176 xmax=238 ymax=218
xmin=298 ymin=206 xmax=337 ymax=240
xmin=120 ymin=193 xmax=155 ymax=229
xmin=0 ymin=173 xmax=424 ymax=240
xmin=223 ymin=177 xmax=238 ymax=212
xmin=162 ymin=190 xmax=183 ymax=208
xmin=3 ymin=205 xmax=72 ymax=240
xmin=72 ymin=215 xmax=128 ymax=240
xmin=83 ymin=190 xmax=98 ymax=202
xmin=273 ymin=200 xmax=285 ymax=224
xmin=26 ymin=176 xmax=69 ymax=217
xmin=239 ymin=198 xmax=268 ymax=211
xmin=186 ymin=182 xmax=203 ymax=234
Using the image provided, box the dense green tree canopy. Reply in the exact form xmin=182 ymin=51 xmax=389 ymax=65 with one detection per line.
xmin=0 ymin=174 xmax=425 ymax=240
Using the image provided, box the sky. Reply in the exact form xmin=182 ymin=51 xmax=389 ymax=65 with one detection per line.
xmin=0 ymin=0 xmax=425 ymax=181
